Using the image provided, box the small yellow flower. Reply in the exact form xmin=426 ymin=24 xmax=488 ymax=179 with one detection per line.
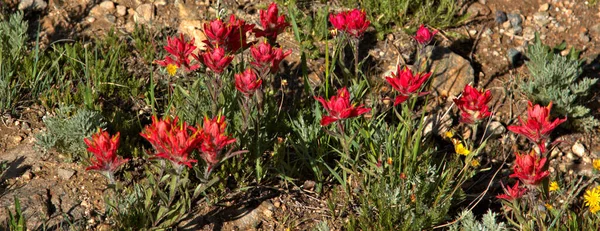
xmin=545 ymin=203 xmax=553 ymax=210
xmin=387 ymin=157 xmax=393 ymax=165
xmin=593 ymin=159 xmax=600 ymax=171
xmin=584 ymin=186 xmax=600 ymax=213
xmin=445 ymin=131 xmax=454 ymax=139
xmin=471 ymin=159 xmax=480 ymax=167
xmin=549 ymin=181 xmax=560 ymax=192
xmin=455 ymin=143 xmax=470 ymax=156
xmin=166 ymin=64 xmax=178 ymax=76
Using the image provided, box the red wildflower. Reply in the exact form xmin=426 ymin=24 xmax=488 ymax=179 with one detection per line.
xmin=315 ymin=87 xmax=372 ymax=126
xmin=385 ymin=66 xmax=431 ymax=105
xmin=140 ymin=116 xmax=202 ymax=168
xmin=414 ymin=24 xmax=438 ymax=45
xmin=198 ymin=115 xmax=236 ymax=173
xmin=453 ymin=85 xmax=492 ymax=124
xmin=509 ymin=151 xmax=550 ymax=186
xmin=226 ymin=15 xmax=255 ymax=53
xmin=254 ymin=2 xmax=289 ymax=42
xmin=155 ymin=34 xmax=200 ymax=72
xmin=329 ymin=9 xmax=370 ymax=38
xmin=250 ymin=41 xmax=292 ymax=74
xmin=507 ymin=101 xmax=566 ymax=153
xmin=235 ymin=68 xmax=262 ymax=96
xmin=203 ymin=18 xmax=232 ymax=49
xmin=496 ymin=181 xmax=527 ymax=201
xmin=84 ymin=129 xmax=129 ymax=173
xmin=195 ymin=47 xmax=234 ymax=74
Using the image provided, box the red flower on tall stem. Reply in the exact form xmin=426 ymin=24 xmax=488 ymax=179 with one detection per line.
xmin=315 ymin=87 xmax=371 ymax=126
xmin=496 ymin=181 xmax=527 ymax=201
xmin=235 ymin=68 xmax=262 ymax=96
xmin=414 ymin=24 xmax=438 ymax=45
xmin=329 ymin=9 xmax=370 ymax=38
xmin=226 ymin=15 xmax=255 ymax=53
xmin=509 ymin=151 xmax=550 ymax=186
xmin=385 ymin=66 xmax=431 ymax=105
xmin=84 ymin=129 xmax=129 ymax=173
xmin=155 ymin=34 xmax=200 ymax=72
xmin=198 ymin=115 xmax=237 ymax=173
xmin=250 ymin=41 xmax=292 ymax=74
xmin=254 ymin=3 xmax=289 ymax=42
xmin=453 ymin=85 xmax=492 ymax=124
xmin=195 ymin=47 xmax=234 ymax=74
xmin=203 ymin=18 xmax=232 ymax=49
xmin=140 ymin=116 xmax=202 ymax=169
xmin=507 ymin=101 xmax=566 ymax=154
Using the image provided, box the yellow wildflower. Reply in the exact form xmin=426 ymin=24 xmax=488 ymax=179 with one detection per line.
xmin=387 ymin=157 xmax=393 ymax=165
xmin=445 ymin=131 xmax=454 ymax=139
xmin=166 ymin=64 xmax=178 ymax=76
xmin=455 ymin=142 xmax=470 ymax=156
xmin=545 ymin=203 xmax=553 ymax=210
xmin=549 ymin=181 xmax=560 ymax=192
xmin=593 ymin=159 xmax=600 ymax=171
xmin=471 ymin=159 xmax=480 ymax=167
xmin=584 ymin=186 xmax=600 ymax=213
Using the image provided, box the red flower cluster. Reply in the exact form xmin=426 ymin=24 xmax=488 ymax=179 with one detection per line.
xmin=198 ymin=116 xmax=236 ymax=173
xmin=254 ymin=3 xmax=290 ymax=42
xmin=84 ymin=129 xmax=129 ymax=173
xmin=507 ymin=101 xmax=566 ymax=154
xmin=496 ymin=181 xmax=527 ymax=201
xmin=453 ymin=85 xmax=492 ymax=124
xmin=203 ymin=15 xmax=254 ymax=53
xmin=235 ymin=68 xmax=262 ymax=96
xmin=194 ymin=47 xmax=234 ymax=74
xmin=250 ymin=41 xmax=292 ymax=75
xmin=140 ymin=116 xmax=202 ymax=168
xmin=315 ymin=87 xmax=371 ymax=126
xmin=329 ymin=9 xmax=370 ymax=38
xmin=509 ymin=151 xmax=550 ymax=186
xmin=385 ymin=66 xmax=431 ymax=105
xmin=414 ymin=24 xmax=438 ymax=45
xmin=155 ymin=34 xmax=200 ymax=72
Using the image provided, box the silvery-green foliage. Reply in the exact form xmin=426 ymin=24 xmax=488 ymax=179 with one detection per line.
xmin=523 ymin=33 xmax=598 ymax=131
xmin=448 ymin=210 xmax=506 ymax=231
xmin=36 ymin=106 xmax=107 ymax=161
xmin=0 ymin=11 xmax=28 ymax=112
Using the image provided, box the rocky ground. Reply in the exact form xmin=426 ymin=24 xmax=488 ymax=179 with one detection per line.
xmin=2 ymin=0 xmax=600 ymax=230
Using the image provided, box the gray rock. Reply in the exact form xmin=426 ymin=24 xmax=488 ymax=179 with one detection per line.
xmin=417 ymin=46 xmax=474 ymax=98
xmin=18 ymin=0 xmax=47 ymax=11
xmin=485 ymin=121 xmax=506 ymax=138
xmin=495 ymin=10 xmax=507 ymax=24
xmin=57 ymin=168 xmax=76 ymax=180
xmin=507 ymin=13 xmax=522 ymax=28
xmin=134 ymin=4 xmax=155 ymax=24
xmin=467 ymin=2 xmax=491 ymax=18
xmin=579 ymin=33 xmax=591 ymax=43
xmin=572 ymin=141 xmax=586 ymax=157
xmin=507 ymin=48 xmax=522 ymax=66
xmin=105 ymin=14 xmax=116 ymax=23
xmin=523 ymin=26 xmax=535 ymax=40
xmin=511 ymin=25 xmax=523 ymax=35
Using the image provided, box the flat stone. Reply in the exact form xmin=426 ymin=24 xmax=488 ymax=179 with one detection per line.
xmin=417 ymin=46 xmax=475 ymax=98
xmin=116 ymin=5 xmax=127 ymax=16
xmin=539 ymin=3 xmax=550 ymax=12
xmin=507 ymin=13 xmax=522 ymax=28
xmin=57 ymin=168 xmax=76 ymax=180
xmin=467 ymin=2 xmax=491 ymax=18
xmin=99 ymin=1 xmax=115 ymax=12
xmin=572 ymin=141 xmax=586 ymax=157
xmin=486 ymin=121 xmax=506 ymax=138
xmin=134 ymin=4 xmax=155 ymax=24
xmin=533 ymin=12 xmax=550 ymax=26
xmin=178 ymin=19 xmax=207 ymax=51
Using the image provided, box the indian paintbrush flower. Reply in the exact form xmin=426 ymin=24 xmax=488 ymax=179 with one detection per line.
xmin=140 ymin=116 xmax=201 ymax=169
xmin=509 ymin=151 xmax=550 ymax=186
xmin=329 ymin=9 xmax=370 ymax=38
xmin=385 ymin=66 xmax=431 ymax=105
xmin=155 ymin=34 xmax=200 ymax=73
xmin=414 ymin=24 xmax=438 ymax=45
xmin=496 ymin=181 xmax=527 ymax=201
xmin=195 ymin=47 xmax=234 ymax=74
xmin=250 ymin=41 xmax=292 ymax=74
xmin=226 ymin=14 xmax=255 ymax=53
xmin=198 ymin=115 xmax=237 ymax=174
xmin=84 ymin=129 xmax=129 ymax=175
xmin=315 ymin=87 xmax=371 ymax=126
xmin=254 ymin=2 xmax=289 ymax=42
xmin=203 ymin=18 xmax=232 ymax=49
xmin=235 ymin=68 xmax=262 ymax=96
xmin=507 ymin=101 xmax=567 ymax=154
xmin=453 ymin=84 xmax=492 ymax=124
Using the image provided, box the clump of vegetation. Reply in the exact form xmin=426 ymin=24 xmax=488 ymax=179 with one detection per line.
xmin=448 ymin=210 xmax=507 ymax=231
xmin=36 ymin=106 xmax=107 ymax=161
xmin=0 ymin=11 xmax=28 ymax=113
xmin=521 ymin=33 xmax=598 ymax=131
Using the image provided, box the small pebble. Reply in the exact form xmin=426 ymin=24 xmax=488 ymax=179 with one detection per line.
xmin=495 ymin=10 xmax=508 ymax=24
xmin=507 ymin=13 xmax=522 ymax=27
